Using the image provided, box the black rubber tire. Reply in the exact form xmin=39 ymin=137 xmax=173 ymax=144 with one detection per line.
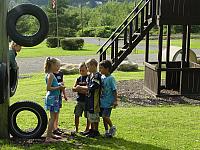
xmin=7 ymin=4 xmax=49 ymax=47
xmin=10 ymin=68 xmax=19 ymax=97
xmin=0 ymin=63 xmax=8 ymax=104
xmin=9 ymin=101 xmax=48 ymax=139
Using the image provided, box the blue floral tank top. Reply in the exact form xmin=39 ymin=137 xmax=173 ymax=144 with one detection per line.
xmin=45 ymin=73 xmax=60 ymax=96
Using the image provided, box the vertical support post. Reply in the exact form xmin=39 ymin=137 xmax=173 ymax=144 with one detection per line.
xmin=186 ymin=25 xmax=191 ymax=67
xmin=182 ymin=25 xmax=187 ymax=68
xmin=0 ymin=0 xmax=10 ymax=139
xmin=157 ymin=25 xmax=163 ymax=95
xmin=180 ymin=25 xmax=187 ymax=94
xmin=166 ymin=25 xmax=171 ymax=64
xmin=158 ymin=25 xmax=163 ymax=68
xmin=145 ymin=32 xmax=149 ymax=62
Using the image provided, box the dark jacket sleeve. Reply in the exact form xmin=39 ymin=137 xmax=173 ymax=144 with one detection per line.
xmin=9 ymin=50 xmax=17 ymax=70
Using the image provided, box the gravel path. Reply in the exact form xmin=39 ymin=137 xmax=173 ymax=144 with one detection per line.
xmin=17 ymin=54 xmax=159 ymax=74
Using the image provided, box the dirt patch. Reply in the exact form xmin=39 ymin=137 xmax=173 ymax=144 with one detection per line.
xmin=66 ymin=79 xmax=200 ymax=106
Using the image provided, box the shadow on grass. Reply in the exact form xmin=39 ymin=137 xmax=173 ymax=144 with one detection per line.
xmin=7 ymin=135 xmax=169 ymax=150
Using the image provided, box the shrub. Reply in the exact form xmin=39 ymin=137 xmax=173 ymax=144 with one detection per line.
xmin=77 ymin=27 xmax=96 ymax=37
xmin=46 ymin=37 xmax=59 ymax=48
xmin=60 ymin=38 xmax=84 ymax=50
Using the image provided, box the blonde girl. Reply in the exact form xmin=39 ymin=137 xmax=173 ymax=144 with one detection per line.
xmin=44 ymin=57 xmax=65 ymax=142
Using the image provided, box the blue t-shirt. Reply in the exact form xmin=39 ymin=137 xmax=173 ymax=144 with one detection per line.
xmin=100 ymin=74 xmax=117 ymax=108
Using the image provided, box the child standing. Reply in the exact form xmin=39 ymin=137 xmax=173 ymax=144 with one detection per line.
xmin=85 ymin=59 xmax=101 ymax=137
xmin=72 ymin=62 xmax=90 ymax=134
xmin=99 ymin=60 xmax=118 ymax=137
xmin=53 ymin=68 xmax=68 ymax=135
xmin=44 ymin=57 xmax=65 ymax=142
xmin=76 ymin=59 xmax=101 ymax=138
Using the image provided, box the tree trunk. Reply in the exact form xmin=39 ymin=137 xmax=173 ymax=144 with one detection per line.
xmin=0 ymin=0 xmax=10 ymax=139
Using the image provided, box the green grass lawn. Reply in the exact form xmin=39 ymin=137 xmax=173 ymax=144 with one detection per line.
xmin=147 ymin=39 xmax=200 ymax=49
xmin=0 ymin=71 xmax=199 ymax=149
xmin=19 ymin=38 xmax=200 ymax=58
xmin=19 ymin=42 xmax=100 ymax=58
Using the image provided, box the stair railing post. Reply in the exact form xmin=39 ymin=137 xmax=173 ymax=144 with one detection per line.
xmin=140 ymin=8 xmax=144 ymax=33
xmin=152 ymin=0 xmax=157 ymax=21
xmin=114 ymin=38 xmax=119 ymax=64
xmin=135 ymin=5 xmax=139 ymax=31
xmin=99 ymin=48 xmax=103 ymax=62
xmin=129 ymin=21 xmax=133 ymax=48
xmin=111 ymin=36 xmax=115 ymax=62
xmin=124 ymin=20 xmax=128 ymax=45
xmin=145 ymin=0 xmax=149 ymax=24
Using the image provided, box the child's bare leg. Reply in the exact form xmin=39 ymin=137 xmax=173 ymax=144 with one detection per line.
xmin=54 ymin=112 xmax=59 ymax=130
xmin=103 ymin=117 xmax=113 ymax=128
xmin=103 ymin=117 xmax=109 ymax=131
xmin=47 ymin=112 xmax=56 ymax=138
xmin=85 ymin=119 xmax=90 ymax=131
xmin=75 ymin=115 xmax=79 ymax=132
xmin=94 ymin=122 xmax=99 ymax=131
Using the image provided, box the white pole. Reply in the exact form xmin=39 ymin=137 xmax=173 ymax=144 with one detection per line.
xmin=56 ymin=0 xmax=59 ymax=48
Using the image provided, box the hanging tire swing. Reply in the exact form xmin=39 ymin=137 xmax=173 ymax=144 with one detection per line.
xmin=0 ymin=63 xmax=7 ymax=104
xmin=7 ymin=4 xmax=49 ymax=47
xmin=9 ymin=101 xmax=48 ymax=139
xmin=10 ymin=68 xmax=19 ymax=97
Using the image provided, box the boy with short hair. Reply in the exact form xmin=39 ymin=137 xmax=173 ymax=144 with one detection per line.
xmin=72 ymin=62 xmax=90 ymax=134
xmin=99 ymin=60 xmax=118 ymax=137
xmin=76 ymin=58 xmax=101 ymax=138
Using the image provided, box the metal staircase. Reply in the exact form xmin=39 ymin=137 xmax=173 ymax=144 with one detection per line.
xmin=97 ymin=0 xmax=156 ymax=72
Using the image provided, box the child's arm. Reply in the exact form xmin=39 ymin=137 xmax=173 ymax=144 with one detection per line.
xmin=76 ymin=85 xmax=88 ymax=94
xmin=47 ymin=73 xmax=65 ymax=91
xmin=72 ymin=80 xmax=78 ymax=92
xmin=62 ymin=88 xmax=68 ymax=101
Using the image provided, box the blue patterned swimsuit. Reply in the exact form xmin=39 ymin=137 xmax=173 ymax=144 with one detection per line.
xmin=44 ymin=73 xmax=61 ymax=112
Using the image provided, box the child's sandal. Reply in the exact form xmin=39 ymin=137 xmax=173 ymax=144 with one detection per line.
xmin=45 ymin=137 xmax=57 ymax=143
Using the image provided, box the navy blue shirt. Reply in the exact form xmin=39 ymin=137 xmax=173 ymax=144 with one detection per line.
xmin=76 ymin=75 xmax=88 ymax=102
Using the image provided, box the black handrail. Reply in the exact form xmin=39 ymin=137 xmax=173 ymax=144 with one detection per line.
xmin=99 ymin=0 xmax=151 ymax=56
xmin=96 ymin=0 xmax=144 ymax=54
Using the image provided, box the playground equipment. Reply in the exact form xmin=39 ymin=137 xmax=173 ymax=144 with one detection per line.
xmin=162 ymin=46 xmax=197 ymax=63
xmin=97 ymin=0 xmax=200 ymax=96
xmin=0 ymin=1 xmax=48 ymax=138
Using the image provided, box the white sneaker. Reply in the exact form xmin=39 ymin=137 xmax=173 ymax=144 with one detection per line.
xmin=109 ymin=125 xmax=117 ymax=137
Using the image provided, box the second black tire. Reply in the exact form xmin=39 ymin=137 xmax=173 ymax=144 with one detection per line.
xmin=10 ymin=68 xmax=19 ymax=97
xmin=9 ymin=101 xmax=47 ymax=139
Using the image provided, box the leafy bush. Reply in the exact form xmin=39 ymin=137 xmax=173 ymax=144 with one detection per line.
xmin=77 ymin=27 xmax=96 ymax=37
xmin=46 ymin=37 xmax=59 ymax=48
xmin=60 ymin=38 xmax=84 ymax=50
